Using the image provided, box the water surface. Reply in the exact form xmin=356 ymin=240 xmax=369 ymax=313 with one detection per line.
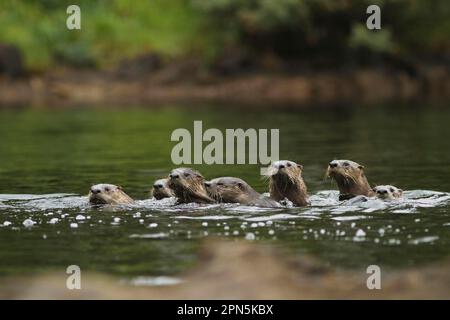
xmin=0 ymin=104 xmax=449 ymax=281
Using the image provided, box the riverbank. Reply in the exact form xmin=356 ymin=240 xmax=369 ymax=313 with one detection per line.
xmin=1 ymin=64 xmax=449 ymax=108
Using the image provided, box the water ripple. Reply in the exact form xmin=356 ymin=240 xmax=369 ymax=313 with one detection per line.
xmin=0 ymin=190 xmax=448 ymax=215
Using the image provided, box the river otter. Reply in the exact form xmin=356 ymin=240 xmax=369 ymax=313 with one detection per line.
xmin=151 ymin=178 xmax=175 ymax=200
xmin=326 ymin=159 xmax=375 ymax=200
xmin=268 ymin=160 xmax=309 ymax=206
xmin=88 ymin=184 xmax=134 ymax=205
xmin=373 ymin=185 xmax=403 ymax=200
xmin=205 ymin=177 xmax=281 ymax=208
xmin=167 ymin=168 xmax=215 ymax=204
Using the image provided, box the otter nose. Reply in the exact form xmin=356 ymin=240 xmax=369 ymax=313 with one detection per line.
xmin=154 ymin=184 xmax=162 ymax=189
xmin=91 ymin=188 xmax=101 ymax=194
xmin=329 ymin=162 xmax=338 ymax=168
xmin=170 ymin=173 xmax=179 ymax=179
xmin=278 ymin=164 xmax=285 ymax=169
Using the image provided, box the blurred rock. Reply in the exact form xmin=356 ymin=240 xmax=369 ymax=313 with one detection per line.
xmin=116 ymin=52 xmax=162 ymax=79
xmin=1 ymin=240 xmax=449 ymax=299
xmin=211 ymin=47 xmax=252 ymax=76
xmin=0 ymin=44 xmax=24 ymax=78
xmin=1 ymin=65 xmax=449 ymax=107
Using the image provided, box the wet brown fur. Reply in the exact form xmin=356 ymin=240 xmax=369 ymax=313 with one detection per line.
xmin=168 ymin=168 xmax=215 ymax=204
xmin=326 ymin=160 xmax=375 ymax=199
xmin=151 ymin=179 xmax=175 ymax=200
xmin=88 ymin=184 xmax=134 ymax=205
xmin=206 ymin=177 xmax=280 ymax=208
xmin=269 ymin=161 xmax=309 ymax=207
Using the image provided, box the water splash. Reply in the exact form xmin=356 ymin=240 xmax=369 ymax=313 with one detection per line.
xmin=0 ymin=189 xmax=448 ymax=216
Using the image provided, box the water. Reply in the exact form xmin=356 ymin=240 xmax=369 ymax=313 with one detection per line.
xmin=0 ymin=104 xmax=449 ymax=282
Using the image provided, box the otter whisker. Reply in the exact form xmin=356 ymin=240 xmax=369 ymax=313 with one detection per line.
xmin=268 ymin=160 xmax=309 ymax=207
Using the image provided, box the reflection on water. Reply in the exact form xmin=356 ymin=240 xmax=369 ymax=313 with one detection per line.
xmin=0 ymin=104 xmax=449 ymax=277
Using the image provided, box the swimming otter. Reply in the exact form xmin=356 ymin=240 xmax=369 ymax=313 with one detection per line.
xmin=326 ymin=159 xmax=375 ymax=200
xmin=151 ymin=178 xmax=175 ymax=200
xmin=268 ymin=160 xmax=309 ymax=207
xmin=88 ymin=184 xmax=134 ymax=205
xmin=373 ymin=185 xmax=403 ymax=200
xmin=167 ymin=168 xmax=215 ymax=204
xmin=205 ymin=177 xmax=281 ymax=208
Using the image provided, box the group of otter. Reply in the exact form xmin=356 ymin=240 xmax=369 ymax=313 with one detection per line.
xmin=88 ymin=159 xmax=403 ymax=208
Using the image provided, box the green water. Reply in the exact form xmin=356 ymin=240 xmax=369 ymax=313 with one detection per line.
xmin=0 ymin=104 xmax=449 ymax=279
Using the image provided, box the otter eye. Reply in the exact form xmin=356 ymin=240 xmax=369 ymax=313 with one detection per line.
xmin=287 ymin=163 xmax=291 ymax=167
xmin=343 ymin=162 xmax=350 ymax=167
xmin=184 ymin=173 xmax=190 ymax=177
xmin=105 ymin=187 xmax=110 ymax=192
xmin=390 ymin=188 xmax=395 ymax=193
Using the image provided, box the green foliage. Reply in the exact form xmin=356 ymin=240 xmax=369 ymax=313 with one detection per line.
xmin=0 ymin=0 xmax=205 ymax=70
xmin=349 ymin=24 xmax=394 ymax=53
xmin=194 ymin=0 xmax=450 ymax=61
xmin=0 ymin=0 xmax=448 ymax=70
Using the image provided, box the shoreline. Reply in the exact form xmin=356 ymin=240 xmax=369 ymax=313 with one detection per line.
xmin=1 ymin=66 xmax=449 ymax=108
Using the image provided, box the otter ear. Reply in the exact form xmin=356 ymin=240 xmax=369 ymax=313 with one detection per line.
xmin=398 ymin=189 xmax=403 ymax=195
xmin=195 ymin=172 xmax=204 ymax=179
xmin=297 ymin=164 xmax=303 ymax=170
xmin=358 ymin=165 xmax=364 ymax=170
xmin=118 ymin=185 xmax=123 ymax=190
xmin=237 ymin=182 xmax=245 ymax=190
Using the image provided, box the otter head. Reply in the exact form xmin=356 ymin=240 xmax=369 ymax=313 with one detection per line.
xmin=88 ymin=184 xmax=133 ymax=205
xmin=205 ymin=177 xmax=258 ymax=204
xmin=268 ymin=160 xmax=309 ymax=206
xmin=373 ymin=185 xmax=403 ymax=200
xmin=168 ymin=168 xmax=214 ymax=204
xmin=268 ymin=160 xmax=304 ymax=182
xmin=326 ymin=159 xmax=372 ymax=197
xmin=151 ymin=178 xmax=174 ymax=200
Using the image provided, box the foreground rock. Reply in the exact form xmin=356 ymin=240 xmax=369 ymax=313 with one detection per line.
xmin=1 ymin=240 xmax=449 ymax=299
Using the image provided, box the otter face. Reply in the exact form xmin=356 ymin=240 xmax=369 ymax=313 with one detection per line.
xmin=168 ymin=168 xmax=214 ymax=203
xmin=168 ymin=168 xmax=203 ymax=191
xmin=327 ymin=160 xmax=363 ymax=175
xmin=326 ymin=159 xmax=372 ymax=196
xmin=88 ymin=184 xmax=133 ymax=205
xmin=268 ymin=160 xmax=309 ymax=207
xmin=373 ymin=185 xmax=403 ymax=200
xmin=205 ymin=177 xmax=254 ymax=203
xmin=267 ymin=160 xmax=303 ymax=182
xmin=151 ymin=178 xmax=174 ymax=200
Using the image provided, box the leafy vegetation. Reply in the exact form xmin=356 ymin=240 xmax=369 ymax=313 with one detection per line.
xmin=0 ymin=0 xmax=206 ymax=70
xmin=0 ymin=0 xmax=448 ymax=71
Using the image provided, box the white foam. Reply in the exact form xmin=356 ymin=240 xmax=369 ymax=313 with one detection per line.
xmin=22 ymin=219 xmax=36 ymax=227
xmin=408 ymin=236 xmax=439 ymax=244
xmin=124 ymin=276 xmax=182 ymax=286
xmin=129 ymin=233 xmax=168 ymax=239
